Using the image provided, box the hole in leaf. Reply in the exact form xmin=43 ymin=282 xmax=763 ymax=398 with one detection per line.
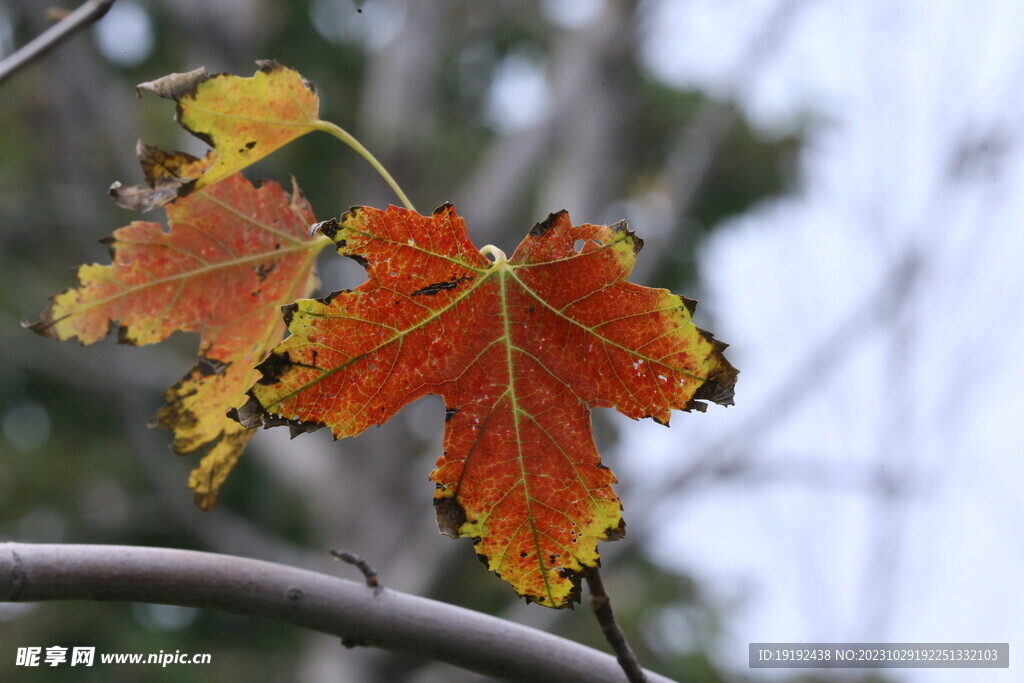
xmin=573 ymin=239 xmax=585 ymax=251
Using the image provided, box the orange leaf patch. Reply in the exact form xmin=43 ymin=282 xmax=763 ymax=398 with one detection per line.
xmin=237 ymin=205 xmax=737 ymax=607
xmin=29 ymin=174 xmax=324 ymax=508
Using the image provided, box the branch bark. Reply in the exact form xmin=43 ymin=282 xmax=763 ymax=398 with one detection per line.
xmin=1 ymin=543 xmax=675 ymax=683
xmin=0 ymin=0 xmax=116 ymax=86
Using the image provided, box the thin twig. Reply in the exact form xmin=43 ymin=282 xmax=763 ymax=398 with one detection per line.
xmin=0 ymin=0 xmax=116 ymax=86
xmin=330 ymin=549 xmax=382 ymax=595
xmin=586 ymin=568 xmax=647 ymax=683
xmin=1 ymin=543 xmax=674 ymax=683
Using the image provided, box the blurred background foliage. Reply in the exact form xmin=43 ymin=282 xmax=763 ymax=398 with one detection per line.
xmin=0 ymin=1 xmax=813 ymax=681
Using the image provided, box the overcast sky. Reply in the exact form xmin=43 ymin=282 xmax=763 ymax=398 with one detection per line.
xmin=623 ymin=1 xmax=1024 ymax=679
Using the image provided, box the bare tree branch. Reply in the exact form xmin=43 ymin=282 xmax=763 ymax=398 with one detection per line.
xmin=330 ymin=549 xmax=382 ymax=594
xmin=1 ymin=543 xmax=675 ymax=683
xmin=0 ymin=0 xmax=115 ymax=86
xmin=587 ymin=569 xmax=647 ymax=683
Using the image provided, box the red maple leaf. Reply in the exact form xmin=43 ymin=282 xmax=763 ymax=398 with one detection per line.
xmin=236 ymin=204 xmax=737 ymax=607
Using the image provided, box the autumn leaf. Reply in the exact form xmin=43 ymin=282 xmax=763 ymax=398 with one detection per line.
xmin=236 ymin=204 xmax=737 ymax=607
xmin=28 ymin=174 xmax=324 ymax=509
xmin=109 ymin=61 xmax=321 ymax=212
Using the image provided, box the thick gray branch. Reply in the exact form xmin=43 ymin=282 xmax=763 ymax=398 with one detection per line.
xmin=0 ymin=543 xmax=674 ymax=683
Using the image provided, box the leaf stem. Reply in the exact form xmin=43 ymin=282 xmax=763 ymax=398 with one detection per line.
xmin=311 ymin=232 xmax=334 ymax=250
xmin=586 ymin=568 xmax=647 ymax=683
xmin=313 ymin=120 xmax=417 ymax=212
xmin=479 ymin=244 xmax=507 ymax=262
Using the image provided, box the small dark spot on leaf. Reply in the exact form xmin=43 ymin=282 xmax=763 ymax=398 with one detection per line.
xmin=412 ymin=276 xmax=473 ymax=297
xmin=604 ymin=517 xmax=627 ymax=542
xmin=281 ymin=302 xmax=298 ymax=328
xmin=692 ymin=344 xmax=738 ymax=406
xmin=312 ymin=218 xmax=340 ymax=239
xmin=196 ymin=356 xmax=229 ymax=377
xmin=256 ymin=351 xmax=292 ymax=384
xmin=256 ymin=59 xmax=281 ymax=74
xmin=338 ymin=206 xmax=362 ymax=227
xmin=685 ymin=399 xmax=708 ymax=413
xmin=473 ymin=548 xmax=492 ymax=570
xmin=229 ymin=395 xmax=266 ymax=428
xmin=609 ymin=219 xmax=644 ymax=254
xmin=254 ymin=261 xmax=277 ymax=281
xmin=99 ymin=235 xmax=117 ymax=259
xmin=434 ymin=495 xmax=468 ymax=538
xmin=444 ymin=406 xmax=459 ymax=422
xmin=317 ymin=289 xmax=350 ymax=306
xmin=231 ymin=393 xmax=326 ymax=435
xmin=346 ymin=253 xmax=369 ymax=268
xmin=530 ymin=210 xmax=567 ymax=237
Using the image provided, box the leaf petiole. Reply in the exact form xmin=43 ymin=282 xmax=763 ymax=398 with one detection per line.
xmin=311 ymin=232 xmax=334 ymax=249
xmin=312 ymin=120 xmax=417 ymax=212
xmin=479 ymin=244 xmax=507 ymax=263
